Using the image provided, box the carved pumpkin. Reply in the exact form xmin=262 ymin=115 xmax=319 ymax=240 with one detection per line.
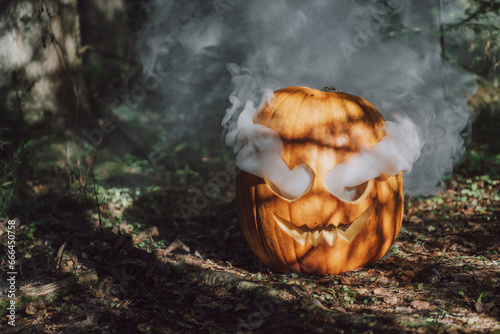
xmin=236 ymin=86 xmax=404 ymax=275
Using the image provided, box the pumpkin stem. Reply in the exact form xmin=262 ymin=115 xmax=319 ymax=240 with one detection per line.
xmin=321 ymin=86 xmax=338 ymax=92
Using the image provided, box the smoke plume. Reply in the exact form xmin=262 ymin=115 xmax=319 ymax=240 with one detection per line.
xmin=138 ymin=0 xmax=476 ymax=196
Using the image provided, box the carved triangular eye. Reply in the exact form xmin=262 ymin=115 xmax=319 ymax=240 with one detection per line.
xmin=324 ymin=164 xmax=374 ymax=203
xmin=265 ymin=163 xmax=315 ymax=202
xmin=340 ymin=181 xmax=371 ymax=202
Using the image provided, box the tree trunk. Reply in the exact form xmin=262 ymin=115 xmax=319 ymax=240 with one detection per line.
xmin=0 ymin=0 xmax=93 ymax=133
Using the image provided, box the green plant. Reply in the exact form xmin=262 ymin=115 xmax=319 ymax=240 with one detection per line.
xmin=0 ymin=139 xmax=35 ymax=215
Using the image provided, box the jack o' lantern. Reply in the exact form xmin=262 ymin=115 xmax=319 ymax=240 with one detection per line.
xmin=236 ymin=86 xmax=404 ymax=275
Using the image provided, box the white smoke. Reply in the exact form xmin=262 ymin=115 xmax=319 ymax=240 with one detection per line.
xmin=138 ymin=0 xmax=476 ymax=196
xmin=222 ymin=63 xmax=313 ymax=200
xmin=325 ymin=112 xmax=423 ymax=201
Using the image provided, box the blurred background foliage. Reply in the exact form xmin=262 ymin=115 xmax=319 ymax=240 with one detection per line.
xmin=0 ymin=0 xmax=499 ymax=221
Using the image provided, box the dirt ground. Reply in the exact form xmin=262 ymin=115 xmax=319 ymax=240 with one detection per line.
xmin=1 ymin=173 xmax=499 ymax=333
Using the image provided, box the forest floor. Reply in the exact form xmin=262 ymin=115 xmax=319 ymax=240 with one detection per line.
xmin=1 ymin=170 xmax=499 ymax=333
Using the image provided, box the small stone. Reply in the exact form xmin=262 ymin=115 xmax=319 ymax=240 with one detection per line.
xmin=353 ymin=287 xmax=368 ymax=295
xmin=419 ymin=265 xmax=444 ymax=284
xmin=373 ymin=288 xmax=390 ymax=296
xmin=377 ymin=276 xmax=390 ymax=286
xmin=410 ymin=300 xmax=431 ymax=310
xmin=25 ymin=302 xmax=37 ymax=315
xmin=450 ymin=273 xmax=473 ymax=282
xmin=409 ymin=216 xmax=423 ymax=224
xmin=395 ymin=306 xmax=412 ymax=313
xmin=384 ymin=296 xmax=398 ymax=305
xmin=474 ymin=300 xmax=483 ymax=313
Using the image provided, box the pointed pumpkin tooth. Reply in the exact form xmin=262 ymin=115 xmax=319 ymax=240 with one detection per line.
xmin=275 ymin=218 xmax=307 ymax=246
xmin=314 ymin=233 xmax=324 ymax=247
xmin=305 ymin=232 xmax=312 ymax=246
xmin=322 ymin=229 xmax=337 ymax=246
xmin=337 ymin=230 xmax=351 ymax=243
xmin=307 ymin=231 xmax=322 ymax=247
xmin=294 ymin=233 xmax=307 ymax=246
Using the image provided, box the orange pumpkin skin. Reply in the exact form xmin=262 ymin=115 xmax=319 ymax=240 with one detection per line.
xmin=236 ymin=86 xmax=404 ymax=275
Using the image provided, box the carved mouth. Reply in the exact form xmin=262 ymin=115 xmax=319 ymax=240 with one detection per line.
xmin=273 ymin=201 xmax=377 ymax=247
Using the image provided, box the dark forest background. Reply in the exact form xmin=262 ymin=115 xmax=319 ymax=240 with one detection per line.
xmin=0 ymin=0 xmax=499 ymax=218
